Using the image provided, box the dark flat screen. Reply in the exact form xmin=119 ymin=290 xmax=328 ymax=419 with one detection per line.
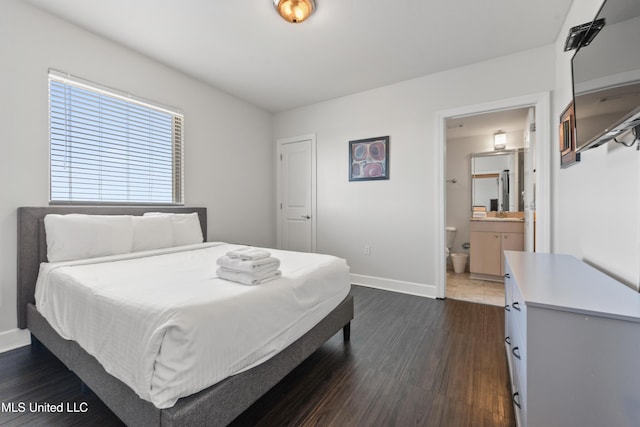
xmin=572 ymin=0 xmax=640 ymax=151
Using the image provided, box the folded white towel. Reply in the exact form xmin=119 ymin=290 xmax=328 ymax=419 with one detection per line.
xmin=217 ymin=267 xmax=282 ymax=286
xmin=217 ymin=255 xmax=280 ymax=273
xmin=226 ymin=246 xmax=271 ymax=261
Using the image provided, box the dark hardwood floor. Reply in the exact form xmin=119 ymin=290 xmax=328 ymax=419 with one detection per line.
xmin=0 ymin=286 xmax=514 ymax=426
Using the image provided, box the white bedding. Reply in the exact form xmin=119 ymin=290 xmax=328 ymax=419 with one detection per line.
xmin=34 ymin=243 xmax=350 ymax=409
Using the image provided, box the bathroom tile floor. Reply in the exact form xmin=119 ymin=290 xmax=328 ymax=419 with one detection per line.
xmin=446 ymin=271 xmax=505 ymax=307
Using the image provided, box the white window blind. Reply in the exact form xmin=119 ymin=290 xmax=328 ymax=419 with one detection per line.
xmin=48 ymin=70 xmax=184 ymax=204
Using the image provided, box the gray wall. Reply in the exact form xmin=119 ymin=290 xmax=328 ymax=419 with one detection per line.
xmin=0 ymin=0 xmax=274 ymax=347
xmin=273 ymin=46 xmax=555 ymax=296
xmin=553 ymin=0 xmax=640 ymax=289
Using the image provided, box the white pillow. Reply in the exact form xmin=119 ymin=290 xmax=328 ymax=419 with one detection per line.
xmin=143 ymin=212 xmax=204 ymax=246
xmin=44 ymin=214 xmax=134 ymax=262
xmin=132 ymin=215 xmax=173 ymax=252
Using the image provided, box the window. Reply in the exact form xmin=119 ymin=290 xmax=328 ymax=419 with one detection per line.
xmin=48 ymin=70 xmax=184 ymax=204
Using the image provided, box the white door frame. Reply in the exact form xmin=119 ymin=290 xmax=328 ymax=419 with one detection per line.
xmin=276 ymin=133 xmax=317 ymax=252
xmin=434 ymin=92 xmax=551 ymax=299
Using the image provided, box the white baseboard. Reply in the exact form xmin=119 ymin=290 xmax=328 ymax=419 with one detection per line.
xmin=350 ymin=274 xmax=437 ymax=299
xmin=0 ymin=328 xmax=31 ymax=353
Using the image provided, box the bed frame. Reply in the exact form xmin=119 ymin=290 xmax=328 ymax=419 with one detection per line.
xmin=17 ymin=206 xmax=354 ymax=426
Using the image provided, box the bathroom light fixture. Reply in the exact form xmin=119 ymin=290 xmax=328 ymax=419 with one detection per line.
xmin=273 ymin=0 xmax=316 ymax=23
xmin=494 ymin=130 xmax=507 ymax=150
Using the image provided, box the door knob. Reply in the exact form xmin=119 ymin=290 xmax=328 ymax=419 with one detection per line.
xmin=302 ymin=215 xmax=311 ymax=219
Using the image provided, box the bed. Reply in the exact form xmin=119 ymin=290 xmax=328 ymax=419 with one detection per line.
xmin=17 ymin=206 xmax=354 ymax=426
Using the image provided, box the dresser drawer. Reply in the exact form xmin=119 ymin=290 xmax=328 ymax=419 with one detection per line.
xmin=509 ymin=283 xmax=527 ymax=349
xmin=510 ymin=340 xmax=526 ymax=410
xmin=505 ymin=266 xmax=527 ymax=424
xmin=510 ymin=356 xmax=527 ymax=427
xmin=504 ymin=265 xmax=514 ymax=331
xmin=504 ymin=265 xmax=514 ymax=306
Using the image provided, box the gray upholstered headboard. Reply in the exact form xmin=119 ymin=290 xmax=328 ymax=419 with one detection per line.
xmin=17 ymin=206 xmax=207 ymax=329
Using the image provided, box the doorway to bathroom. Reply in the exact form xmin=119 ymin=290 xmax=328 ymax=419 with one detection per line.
xmin=435 ymin=92 xmax=551 ymax=304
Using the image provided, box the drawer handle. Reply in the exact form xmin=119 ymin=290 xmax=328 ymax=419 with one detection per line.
xmin=504 ymin=273 xmax=511 ymax=279
xmin=505 ymin=336 xmax=511 ymax=345
xmin=504 ymin=304 xmax=510 ymax=312
xmin=512 ymin=346 xmax=521 ymax=360
xmin=513 ymin=392 xmax=521 ymax=409
xmin=512 ymin=301 xmax=521 ymax=311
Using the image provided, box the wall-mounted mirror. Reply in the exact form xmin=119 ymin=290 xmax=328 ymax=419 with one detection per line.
xmin=471 ymin=149 xmax=524 ymax=212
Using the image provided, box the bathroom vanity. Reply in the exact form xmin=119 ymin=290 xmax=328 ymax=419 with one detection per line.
xmin=469 ymin=218 xmax=523 ymax=281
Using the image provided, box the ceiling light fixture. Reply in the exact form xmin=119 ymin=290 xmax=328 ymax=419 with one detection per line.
xmin=273 ymin=0 xmax=316 ymax=24
xmin=494 ymin=130 xmax=507 ymax=150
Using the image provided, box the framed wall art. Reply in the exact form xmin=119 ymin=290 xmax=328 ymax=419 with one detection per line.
xmin=349 ymin=136 xmax=389 ymax=181
xmin=559 ymin=101 xmax=580 ymax=168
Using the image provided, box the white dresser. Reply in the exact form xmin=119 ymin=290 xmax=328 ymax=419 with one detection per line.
xmin=504 ymin=251 xmax=640 ymax=427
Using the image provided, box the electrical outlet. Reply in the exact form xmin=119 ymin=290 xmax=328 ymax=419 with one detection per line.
xmin=364 ymin=245 xmax=371 ymax=255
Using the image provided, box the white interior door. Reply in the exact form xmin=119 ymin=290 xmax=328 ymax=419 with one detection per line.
xmin=523 ymin=107 xmax=536 ymax=252
xmin=277 ymin=135 xmax=316 ymax=252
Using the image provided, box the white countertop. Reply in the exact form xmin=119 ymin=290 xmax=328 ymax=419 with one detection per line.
xmin=470 ymin=217 xmax=524 ymax=222
xmin=505 ymin=251 xmax=640 ymax=323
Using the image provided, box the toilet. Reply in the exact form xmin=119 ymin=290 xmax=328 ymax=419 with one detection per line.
xmin=446 ymin=226 xmax=468 ymax=273
xmin=446 ymin=226 xmax=456 ymax=266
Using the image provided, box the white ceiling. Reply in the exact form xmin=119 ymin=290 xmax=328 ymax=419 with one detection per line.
xmin=446 ymin=108 xmax=530 ymax=140
xmin=25 ymin=0 xmax=573 ymax=113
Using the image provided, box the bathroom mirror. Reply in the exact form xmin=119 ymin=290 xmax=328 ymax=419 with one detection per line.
xmin=471 ymin=149 xmax=524 ymax=212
